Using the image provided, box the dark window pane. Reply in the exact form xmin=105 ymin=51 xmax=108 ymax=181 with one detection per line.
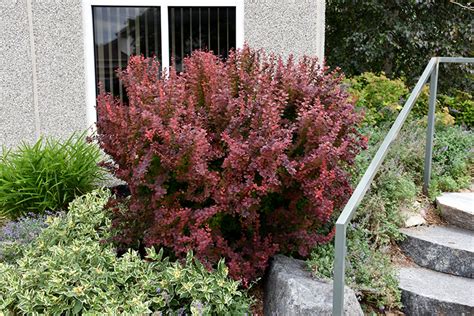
xmin=169 ymin=7 xmax=236 ymax=71
xmin=209 ymin=7 xmax=218 ymax=54
xmin=92 ymin=6 xmax=161 ymax=103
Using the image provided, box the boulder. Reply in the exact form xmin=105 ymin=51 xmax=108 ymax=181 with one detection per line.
xmin=264 ymin=255 xmax=363 ymax=316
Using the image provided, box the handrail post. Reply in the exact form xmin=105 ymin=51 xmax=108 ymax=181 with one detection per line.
xmin=333 ymin=223 xmax=346 ymax=316
xmin=423 ymin=58 xmax=439 ymax=194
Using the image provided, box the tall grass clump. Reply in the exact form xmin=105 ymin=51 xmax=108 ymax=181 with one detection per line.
xmin=0 ymin=133 xmax=105 ymax=219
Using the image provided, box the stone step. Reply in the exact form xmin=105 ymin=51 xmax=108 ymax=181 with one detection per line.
xmin=436 ymin=192 xmax=474 ymax=231
xmin=399 ymin=266 xmax=474 ymax=316
xmin=399 ymin=225 xmax=474 ymax=278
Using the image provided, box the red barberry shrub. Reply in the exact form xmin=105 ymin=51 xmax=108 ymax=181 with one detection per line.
xmin=96 ymin=46 xmax=367 ymax=285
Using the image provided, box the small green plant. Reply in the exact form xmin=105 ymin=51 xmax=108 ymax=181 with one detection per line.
xmin=0 ymin=189 xmax=251 ymax=314
xmin=354 ymin=121 xmax=425 ymax=243
xmin=0 ymin=133 xmax=105 ymax=219
xmin=0 ymin=212 xmax=54 ymax=263
xmin=429 ymin=124 xmax=474 ymax=197
xmin=308 ymin=227 xmax=401 ymax=311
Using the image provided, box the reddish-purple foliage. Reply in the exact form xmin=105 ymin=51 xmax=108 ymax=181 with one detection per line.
xmin=96 ymin=46 xmax=367 ymax=285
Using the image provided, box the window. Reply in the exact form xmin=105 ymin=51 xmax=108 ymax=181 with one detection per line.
xmin=84 ymin=1 xmax=244 ymax=121
xmin=93 ymin=6 xmax=162 ymax=101
xmin=169 ymin=7 xmax=236 ymax=71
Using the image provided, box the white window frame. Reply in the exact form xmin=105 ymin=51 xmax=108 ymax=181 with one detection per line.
xmin=83 ymin=0 xmax=245 ymax=128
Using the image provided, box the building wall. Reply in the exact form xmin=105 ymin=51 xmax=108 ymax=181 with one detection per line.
xmin=0 ymin=0 xmax=87 ymax=148
xmin=245 ymin=0 xmax=325 ymax=61
xmin=32 ymin=0 xmax=88 ymax=138
xmin=0 ymin=0 xmax=325 ymax=148
xmin=0 ymin=0 xmax=37 ymax=148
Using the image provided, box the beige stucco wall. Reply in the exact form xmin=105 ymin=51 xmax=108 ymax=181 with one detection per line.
xmin=245 ymin=0 xmax=325 ymax=61
xmin=0 ymin=0 xmax=87 ymax=149
xmin=0 ymin=0 xmax=37 ymax=148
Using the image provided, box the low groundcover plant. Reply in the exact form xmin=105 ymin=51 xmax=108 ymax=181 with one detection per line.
xmin=96 ymin=46 xmax=367 ymax=285
xmin=0 ymin=189 xmax=251 ymax=314
xmin=0 ymin=212 xmax=54 ymax=263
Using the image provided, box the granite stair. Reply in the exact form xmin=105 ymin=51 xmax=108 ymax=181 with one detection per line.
xmin=399 ymin=225 xmax=473 ymax=278
xmin=399 ymin=266 xmax=474 ymax=316
xmin=398 ymin=191 xmax=474 ymax=315
xmin=436 ymin=192 xmax=474 ymax=231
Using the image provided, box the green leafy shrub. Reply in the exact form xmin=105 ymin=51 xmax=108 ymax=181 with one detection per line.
xmin=0 ymin=133 xmax=105 ymax=219
xmin=437 ymin=91 xmax=474 ymax=128
xmin=0 ymin=189 xmax=251 ymax=314
xmin=347 ymin=72 xmax=469 ymax=128
xmin=412 ymin=87 xmax=474 ymax=128
xmin=411 ymin=86 xmax=455 ymax=127
xmin=347 ymin=72 xmax=408 ymax=126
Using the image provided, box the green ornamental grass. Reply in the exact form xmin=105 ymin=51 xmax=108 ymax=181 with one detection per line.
xmin=0 ymin=133 xmax=105 ymax=219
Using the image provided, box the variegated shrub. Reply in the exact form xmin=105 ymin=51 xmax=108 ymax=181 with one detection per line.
xmin=0 ymin=190 xmax=250 ymax=314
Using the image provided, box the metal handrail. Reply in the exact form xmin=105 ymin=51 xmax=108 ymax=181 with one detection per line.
xmin=332 ymin=56 xmax=474 ymax=315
